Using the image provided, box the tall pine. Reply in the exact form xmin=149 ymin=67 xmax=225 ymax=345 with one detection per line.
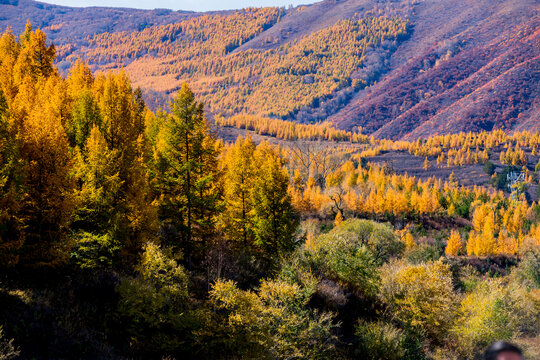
xmin=151 ymin=83 xmax=221 ymax=266
xmin=221 ymin=135 xmax=256 ymax=247
xmin=0 ymin=89 xmax=24 ymax=266
xmin=251 ymin=142 xmax=298 ymax=261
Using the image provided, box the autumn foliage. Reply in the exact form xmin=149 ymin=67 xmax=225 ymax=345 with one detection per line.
xmin=0 ymin=23 xmax=538 ymax=360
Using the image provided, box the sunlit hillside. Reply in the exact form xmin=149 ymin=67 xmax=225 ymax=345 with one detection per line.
xmin=1 ymin=0 xmax=537 ymax=138
xmin=0 ymin=3 xmax=539 ymax=360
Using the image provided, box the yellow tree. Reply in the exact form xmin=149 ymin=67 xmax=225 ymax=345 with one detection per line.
xmin=423 ymin=157 xmax=430 ymax=170
xmin=0 ymin=23 xmax=74 ymax=267
xmin=445 ymin=229 xmax=463 ymax=256
xmin=13 ymin=22 xmax=56 ymax=82
xmin=404 ymin=231 xmax=416 ymax=250
xmin=95 ymin=71 xmax=157 ymax=260
xmin=221 ymin=136 xmax=257 ymax=247
xmin=0 ymin=89 xmax=24 ymax=266
xmin=19 ymin=76 xmax=75 ymax=267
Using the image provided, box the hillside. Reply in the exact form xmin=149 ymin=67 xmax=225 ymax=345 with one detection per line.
xmin=330 ymin=0 xmax=540 ymax=139
xmin=0 ymin=0 xmax=538 ymax=139
xmin=0 ymin=0 xmax=203 ymax=42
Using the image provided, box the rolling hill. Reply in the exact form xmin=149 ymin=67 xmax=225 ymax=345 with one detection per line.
xmin=0 ymin=0 xmax=538 ymax=139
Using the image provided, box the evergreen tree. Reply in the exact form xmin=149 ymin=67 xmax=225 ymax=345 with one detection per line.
xmin=151 ymin=83 xmax=221 ymax=265
xmin=251 ymin=142 xmax=298 ymax=260
xmin=221 ymin=135 xmax=256 ymax=247
xmin=67 ymin=89 xmax=101 ymax=148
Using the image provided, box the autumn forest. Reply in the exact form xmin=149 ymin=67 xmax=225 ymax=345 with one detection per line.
xmin=0 ymin=0 xmax=539 ymax=359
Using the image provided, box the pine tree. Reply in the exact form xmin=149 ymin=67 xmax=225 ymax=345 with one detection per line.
xmin=72 ymin=126 xmax=122 ymax=234
xmin=95 ymin=71 xmax=157 ymax=262
xmin=151 ymin=83 xmax=221 ymax=265
xmin=404 ymin=231 xmax=416 ymax=250
xmin=423 ymin=157 xmax=430 ymax=170
xmin=67 ymin=89 xmax=101 ymax=148
xmin=0 ymin=26 xmax=20 ymax=102
xmin=221 ymin=135 xmax=257 ymax=247
xmin=0 ymin=89 xmax=24 ymax=266
xmin=445 ymin=229 xmax=463 ymax=256
xmin=251 ymin=142 xmax=298 ymax=260
xmin=14 ymin=22 xmax=56 ymax=81
xmin=18 ymin=76 xmax=75 ymax=267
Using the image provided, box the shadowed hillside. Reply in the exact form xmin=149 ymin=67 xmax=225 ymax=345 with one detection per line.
xmin=330 ymin=0 xmax=540 ymax=139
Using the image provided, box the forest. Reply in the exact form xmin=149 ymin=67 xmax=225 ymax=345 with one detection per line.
xmin=0 ymin=23 xmax=539 ymax=360
xmin=58 ymin=8 xmax=410 ymax=118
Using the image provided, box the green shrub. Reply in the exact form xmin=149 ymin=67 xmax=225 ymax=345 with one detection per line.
xmin=201 ymin=278 xmax=338 ymax=359
xmin=405 ymin=242 xmax=442 ymax=264
xmin=483 ymin=161 xmax=495 ymax=176
xmin=451 ymin=278 xmax=540 ymax=358
xmin=308 ymin=222 xmax=381 ymax=296
xmin=511 ymin=248 xmax=540 ymax=289
xmin=330 ymin=219 xmax=405 ymax=264
xmin=379 ymin=260 xmax=458 ymax=344
xmin=117 ymin=242 xmax=193 ymax=355
xmin=70 ymin=231 xmax=120 ymax=269
xmin=355 ymin=320 xmax=406 ymax=360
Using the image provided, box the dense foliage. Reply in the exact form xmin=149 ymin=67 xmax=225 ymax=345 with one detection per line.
xmin=0 ymin=24 xmax=538 ymax=360
xmin=59 ymin=11 xmax=409 ymax=118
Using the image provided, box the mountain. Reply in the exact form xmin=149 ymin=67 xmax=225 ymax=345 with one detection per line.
xmin=329 ymin=0 xmax=540 ymax=140
xmin=1 ymin=0 xmax=538 ymax=139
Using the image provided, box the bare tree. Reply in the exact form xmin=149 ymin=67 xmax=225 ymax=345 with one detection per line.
xmin=286 ymin=141 xmax=350 ymax=189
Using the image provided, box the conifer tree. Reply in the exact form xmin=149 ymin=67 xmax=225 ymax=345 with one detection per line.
xmin=151 ymin=83 xmax=221 ymax=264
xmin=0 ymin=89 xmax=24 ymax=266
xmin=221 ymin=135 xmax=257 ymax=247
xmin=423 ymin=157 xmax=430 ymax=170
xmin=445 ymin=229 xmax=463 ymax=256
xmin=18 ymin=76 xmax=75 ymax=267
xmin=94 ymin=71 xmax=158 ymax=261
xmin=15 ymin=22 xmax=56 ymax=81
xmin=251 ymin=142 xmax=298 ymax=260
xmin=72 ymin=126 xmax=122 ymax=234
xmin=404 ymin=231 xmax=416 ymax=250
xmin=67 ymin=89 xmax=101 ymax=148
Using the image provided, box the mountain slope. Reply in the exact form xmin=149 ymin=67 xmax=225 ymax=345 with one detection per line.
xmin=0 ymin=0 xmax=538 ymax=139
xmin=330 ymin=0 xmax=540 ymax=139
xmin=0 ymin=0 xmax=202 ymax=43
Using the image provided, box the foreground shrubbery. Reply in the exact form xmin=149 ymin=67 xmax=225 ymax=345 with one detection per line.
xmin=1 ymin=218 xmax=539 ymax=359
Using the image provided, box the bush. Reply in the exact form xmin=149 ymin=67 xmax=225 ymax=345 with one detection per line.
xmin=450 ymin=278 xmax=539 ymax=358
xmin=308 ymin=223 xmax=381 ymax=296
xmin=379 ymin=260 xmax=458 ymax=344
xmin=483 ymin=161 xmax=495 ymax=176
xmin=355 ymin=320 xmax=406 ymax=360
xmin=70 ymin=231 xmax=120 ymax=269
xmin=201 ymin=278 xmax=338 ymax=359
xmin=329 ymin=219 xmax=405 ymax=264
xmin=511 ymin=248 xmax=540 ymax=289
xmin=405 ymin=242 xmax=443 ymax=264
xmin=0 ymin=326 xmax=19 ymax=360
xmin=117 ymin=242 xmax=193 ymax=356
